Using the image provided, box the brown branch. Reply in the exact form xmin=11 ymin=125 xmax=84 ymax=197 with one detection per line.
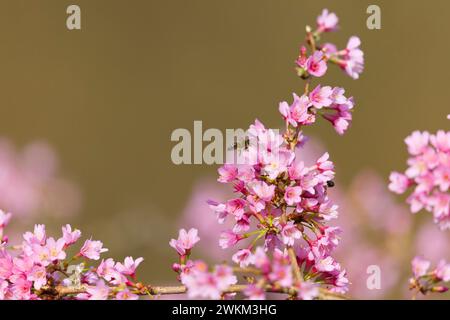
xmin=287 ymin=246 xmax=303 ymax=283
xmin=317 ymin=288 xmax=349 ymax=300
xmin=44 ymin=283 xmax=348 ymax=300
xmin=147 ymin=285 xmax=186 ymax=295
xmin=232 ymin=266 xmax=261 ymax=274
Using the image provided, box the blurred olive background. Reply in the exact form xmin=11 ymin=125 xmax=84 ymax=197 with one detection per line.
xmin=0 ymin=0 xmax=449 ymax=288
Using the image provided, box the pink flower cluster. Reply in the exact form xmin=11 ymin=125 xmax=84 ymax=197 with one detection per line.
xmin=210 ymin=142 xmax=348 ymax=295
xmin=0 ymin=213 xmax=144 ymax=300
xmin=168 ymin=229 xmax=324 ymax=299
xmin=389 ymin=119 xmax=450 ymax=298
xmin=180 ymin=261 xmax=237 ymax=300
xmin=291 ymin=12 xmax=362 ymax=135
xmin=279 ymin=86 xmax=354 ymax=135
xmin=168 ymin=9 xmax=364 ymax=300
xmin=169 ymin=228 xmax=236 ymax=299
xmin=410 ymin=256 xmax=450 ymax=295
xmin=389 ymin=128 xmax=450 ymax=229
xmin=241 ymin=247 xmax=320 ymax=300
xmin=296 ymin=9 xmax=364 ymax=80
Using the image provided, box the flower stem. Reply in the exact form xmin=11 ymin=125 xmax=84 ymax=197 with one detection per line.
xmin=287 ymin=246 xmax=303 ymax=284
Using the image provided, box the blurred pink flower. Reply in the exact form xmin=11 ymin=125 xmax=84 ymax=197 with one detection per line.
xmin=179 ymin=179 xmax=235 ymax=260
xmin=316 ymin=9 xmax=339 ymax=32
xmin=0 ymin=138 xmax=81 ymax=219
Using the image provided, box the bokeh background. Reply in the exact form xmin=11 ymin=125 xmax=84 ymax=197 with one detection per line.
xmin=0 ymin=0 xmax=449 ymax=299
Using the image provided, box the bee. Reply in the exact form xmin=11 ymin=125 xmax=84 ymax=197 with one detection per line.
xmin=228 ymin=136 xmax=251 ymax=152
xmin=327 ymin=180 xmax=335 ymax=188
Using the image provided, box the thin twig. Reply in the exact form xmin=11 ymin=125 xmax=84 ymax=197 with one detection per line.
xmin=287 ymin=246 xmax=303 ymax=283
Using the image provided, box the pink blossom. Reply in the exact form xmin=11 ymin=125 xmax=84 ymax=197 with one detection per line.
xmin=46 ymin=237 xmax=67 ymax=261
xmin=62 ymin=224 xmax=81 ymax=246
xmin=219 ymin=230 xmax=243 ymax=249
xmin=405 ymin=131 xmax=430 ymax=156
xmin=333 ymin=269 xmax=349 ymax=290
xmin=218 ymin=164 xmax=238 ymax=183
xmin=226 ymin=198 xmax=247 ymax=220
xmin=316 ymin=152 xmax=335 ymax=182
xmin=249 ymin=181 xmax=275 ymax=202
xmin=431 ymin=192 xmax=450 ymax=230
xmin=411 ymin=256 xmax=430 ymax=278
xmin=322 ymin=42 xmax=338 ymax=56
xmin=434 ymin=166 xmax=450 ymax=192
xmin=181 ymin=263 xmax=222 ymax=299
xmin=213 ymin=265 xmax=237 ymax=290
xmin=264 ymin=233 xmax=283 ymax=252
xmin=11 ymin=257 xmax=33 ymax=280
xmin=116 ymin=289 xmax=139 ymax=300
xmin=316 ymin=9 xmax=339 ymax=32
xmin=288 ymin=160 xmax=309 ymax=180
xmin=30 ymin=244 xmax=51 ymax=266
xmin=309 ymin=85 xmax=333 ymax=109
xmin=261 ymin=150 xmax=295 ymax=180
xmin=23 ymin=224 xmax=46 ymax=245
xmin=207 ymin=200 xmax=228 ymax=224
xmin=245 ymin=195 xmax=263 ymax=213
xmin=388 ymin=172 xmax=410 ymax=194
xmin=279 ymin=221 xmax=302 ymax=246
xmin=431 ymin=130 xmax=450 ymax=152
xmin=0 ymin=140 xmax=81 ymax=219
xmin=330 ymin=87 xmax=347 ymax=104
xmin=284 ymin=186 xmax=303 ymax=206
xmin=97 ymin=258 xmax=123 ymax=284
xmin=343 ymin=36 xmax=364 ymax=79
xmin=233 ymin=215 xmax=251 ymax=233
xmin=243 ymin=284 xmax=265 ymax=300
xmin=435 ymin=260 xmax=450 ymax=282
xmin=169 ymin=228 xmax=200 ymax=256
xmin=317 ymin=227 xmax=341 ymax=253
xmin=27 ymin=265 xmax=47 ymax=290
xmin=115 ymin=256 xmax=144 ymax=277
xmin=314 ymin=255 xmax=336 ymax=273
xmin=79 ymin=239 xmax=108 ymax=260
xmin=306 ymin=51 xmax=328 ymax=77
xmin=279 ymin=101 xmax=296 ymax=127
xmin=80 ymin=280 xmax=110 ymax=300
xmin=181 ymin=261 xmax=236 ymax=299
xmin=297 ymin=281 xmax=319 ymax=300
xmin=269 ymin=264 xmax=293 ymax=287
xmin=322 ymin=99 xmax=354 ymax=135
xmin=324 ymin=113 xmax=351 ymax=135
xmin=10 ymin=277 xmax=32 ymax=300
xmin=279 ymin=94 xmax=314 ymax=128
xmin=318 ymin=201 xmax=339 ymax=221
xmin=0 ymin=280 xmax=8 ymax=300
xmin=295 ymin=46 xmax=308 ymax=68
xmin=290 ymin=94 xmax=314 ymax=125
xmin=232 ymin=249 xmax=253 ymax=267
xmin=0 ymin=249 xmax=13 ymax=279
xmin=251 ymin=247 xmax=270 ymax=270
